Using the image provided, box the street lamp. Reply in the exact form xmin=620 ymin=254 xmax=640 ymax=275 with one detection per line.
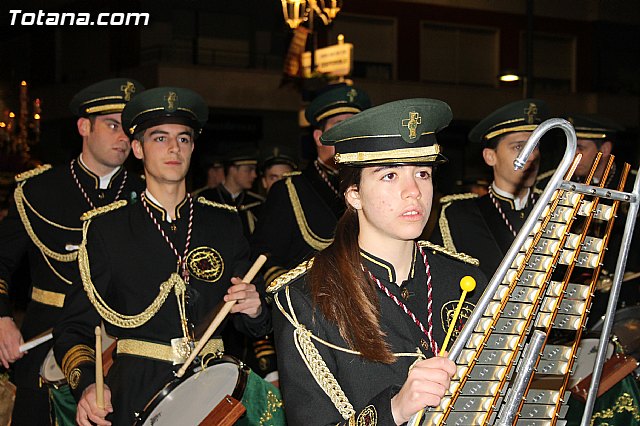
xmin=281 ymin=0 xmax=307 ymax=29
xmin=280 ymin=0 xmax=342 ymax=29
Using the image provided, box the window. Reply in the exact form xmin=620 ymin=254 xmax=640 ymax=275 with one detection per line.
xmin=524 ymin=32 xmax=576 ymax=93
xmin=328 ymin=14 xmax=396 ymax=80
xmin=421 ymin=22 xmax=498 ymax=86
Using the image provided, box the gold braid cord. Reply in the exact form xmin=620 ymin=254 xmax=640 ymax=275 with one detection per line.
xmin=79 ymin=200 xmax=127 ymax=222
xmin=438 ymin=193 xmax=477 ymax=253
xmin=14 ymin=184 xmax=78 ymax=263
xmin=267 ymin=258 xmax=314 ymax=293
xmin=14 ymin=164 xmax=52 ymax=182
xmin=78 ymin=219 xmax=186 ymax=328
xmin=274 ymin=287 xmax=422 ymax=420
xmin=196 ymin=197 xmax=238 ymax=213
xmin=285 ymin=177 xmax=333 ymax=251
xmin=417 ymin=240 xmax=479 ymax=266
xmin=294 ymin=324 xmax=356 ymax=419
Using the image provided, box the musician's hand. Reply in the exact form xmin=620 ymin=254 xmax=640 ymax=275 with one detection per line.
xmin=0 ymin=317 xmax=24 ymax=368
xmin=225 ymin=277 xmax=263 ymax=318
xmin=76 ymin=383 xmax=113 ymax=426
xmin=391 ymin=356 xmax=456 ymax=425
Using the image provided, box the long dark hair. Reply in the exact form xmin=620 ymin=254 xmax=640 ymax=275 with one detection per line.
xmin=307 ymin=166 xmax=395 ymax=363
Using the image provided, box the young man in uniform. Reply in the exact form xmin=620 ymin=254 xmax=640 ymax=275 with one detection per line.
xmin=0 ymin=78 xmax=144 ymax=425
xmin=260 ymin=145 xmax=298 ymax=194
xmin=53 ymin=87 xmax=271 ymax=425
xmin=431 ymin=98 xmax=549 ymax=278
xmin=198 ymin=150 xmax=264 ymax=238
xmin=250 ymin=84 xmax=371 ymax=285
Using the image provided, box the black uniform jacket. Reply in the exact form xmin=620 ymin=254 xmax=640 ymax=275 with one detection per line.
xmin=0 ymin=161 xmax=142 ymax=389
xmin=53 ymin=195 xmax=271 ymax=425
xmin=251 ymin=163 xmax=343 ymax=286
xmin=197 ymin=184 xmax=264 ymax=238
xmin=431 ymin=190 xmax=537 ymax=279
xmin=270 ymin=242 xmax=487 ymax=426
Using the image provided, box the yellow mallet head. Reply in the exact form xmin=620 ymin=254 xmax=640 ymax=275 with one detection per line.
xmin=460 ymin=276 xmax=476 ymax=292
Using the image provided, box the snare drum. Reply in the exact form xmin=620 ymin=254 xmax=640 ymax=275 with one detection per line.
xmin=40 ymin=348 xmax=66 ymax=387
xmin=39 ymin=329 xmax=116 ymax=386
xmin=570 ymin=338 xmax=614 ymax=387
xmin=135 ymin=355 xmax=249 ymax=426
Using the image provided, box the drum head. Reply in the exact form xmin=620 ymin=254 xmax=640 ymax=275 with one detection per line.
xmin=570 ymin=338 xmax=614 ymax=387
xmin=136 ymin=356 xmax=248 ymax=426
xmin=40 ymin=348 xmax=65 ymax=385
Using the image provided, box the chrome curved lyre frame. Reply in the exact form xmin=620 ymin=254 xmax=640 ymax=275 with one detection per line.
xmin=407 ymin=118 xmax=576 ymax=426
xmin=448 ymin=118 xmax=576 ymax=363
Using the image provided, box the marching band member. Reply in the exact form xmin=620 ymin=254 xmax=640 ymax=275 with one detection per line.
xmin=54 ymin=87 xmax=271 ymax=425
xmin=270 ymin=99 xmax=487 ymax=425
xmin=431 ymin=99 xmax=549 ymax=278
xmin=251 ymin=83 xmax=371 ymax=286
xmin=0 ymin=78 xmax=144 ymax=425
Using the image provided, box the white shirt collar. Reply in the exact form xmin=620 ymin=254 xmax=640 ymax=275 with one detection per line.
xmin=145 ymin=189 xmax=173 ymax=223
xmin=79 ymin=154 xmax=120 ymax=190
xmin=491 ymin=182 xmax=530 ymax=211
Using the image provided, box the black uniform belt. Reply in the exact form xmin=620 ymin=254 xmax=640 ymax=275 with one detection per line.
xmin=116 ymin=338 xmax=224 ymax=364
xmin=31 ymin=287 xmax=65 ymax=308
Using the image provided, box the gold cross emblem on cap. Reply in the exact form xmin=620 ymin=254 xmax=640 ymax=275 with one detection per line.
xmin=346 ymin=88 xmax=358 ymax=103
xmin=402 ymin=112 xmax=422 ymax=139
xmin=164 ymin=92 xmax=178 ymax=112
xmin=120 ymin=82 xmax=136 ymax=101
xmin=524 ymin=103 xmax=538 ymax=125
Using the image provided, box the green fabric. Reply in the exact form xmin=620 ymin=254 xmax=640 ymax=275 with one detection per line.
xmin=237 ymin=370 xmax=286 ymax=426
xmin=565 ymin=375 xmax=640 ymax=425
xmin=49 ymin=384 xmax=76 ymax=426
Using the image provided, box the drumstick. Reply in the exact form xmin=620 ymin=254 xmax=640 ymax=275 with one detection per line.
xmin=176 ymin=254 xmax=267 ymax=378
xmin=19 ymin=328 xmax=53 ymax=353
xmin=95 ymin=326 xmax=104 ymax=409
xmin=409 ymin=276 xmax=476 ymax=426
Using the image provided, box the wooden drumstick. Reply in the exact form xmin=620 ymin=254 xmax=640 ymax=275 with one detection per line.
xmin=409 ymin=276 xmax=476 ymax=426
xmin=95 ymin=326 xmax=104 ymax=409
xmin=176 ymin=254 xmax=267 ymax=378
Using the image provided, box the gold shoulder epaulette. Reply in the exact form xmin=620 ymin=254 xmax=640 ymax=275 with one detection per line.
xmin=80 ymin=200 xmax=127 ymax=222
xmin=15 ymin=164 xmax=52 ymax=182
xmin=283 ymin=171 xmax=302 ymax=178
xmin=533 ymin=187 xmax=543 ymax=195
xmin=439 ymin=192 xmax=477 ymax=204
xmin=197 ymin=197 xmax=237 ymax=213
xmin=267 ymin=258 xmax=314 ymax=293
xmin=418 ymin=241 xmax=480 ymax=267
xmin=536 ymin=168 xmax=556 ymax=182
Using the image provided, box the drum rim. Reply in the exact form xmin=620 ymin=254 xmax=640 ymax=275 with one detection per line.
xmin=133 ymin=354 xmax=249 ymax=425
xmin=40 ymin=348 xmax=67 ymax=387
